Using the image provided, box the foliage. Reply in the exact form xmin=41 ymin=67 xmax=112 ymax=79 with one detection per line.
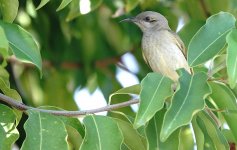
xmin=0 ymin=0 xmax=237 ymax=149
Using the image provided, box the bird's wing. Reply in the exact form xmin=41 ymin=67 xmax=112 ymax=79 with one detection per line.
xmin=142 ymin=51 xmax=152 ymax=69
xmin=168 ymin=30 xmax=187 ymax=58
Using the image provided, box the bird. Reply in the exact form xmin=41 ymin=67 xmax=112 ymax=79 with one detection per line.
xmin=121 ymin=11 xmax=190 ymax=81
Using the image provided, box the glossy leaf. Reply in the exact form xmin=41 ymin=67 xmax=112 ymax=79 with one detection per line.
xmin=194 ymin=111 xmax=229 ymax=150
xmin=0 ymin=0 xmax=18 ymax=23
xmin=57 ymin=0 xmax=72 ymax=11
xmin=160 ymin=70 xmax=211 ymax=141
xmin=146 ymin=110 xmax=180 ymax=150
xmin=36 ymin=0 xmax=50 ymax=10
xmin=188 ymin=12 xmax=236 ymax=67
xmin=0 ymin=104 xmax=19 ymax=150
xmin=0 ymin=21 xmax=42 ymax=74
xmin=226 ymin=29 xmax=237 ymax=88
xmin=80 ymin=115 xmax=123 ymax=150
xmin=115 ymin=118 xmax=145 ymax=150
xmin=209 ymin=81 xmax=237 ymax=142
xmin=134 ymin=73 xmax=173 ymax=128
xmin=21 ymin=110 xmax=68 ymax=150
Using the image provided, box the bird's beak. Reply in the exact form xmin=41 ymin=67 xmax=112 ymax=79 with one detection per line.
xmin=120 ymin=17 xmax=137 ymax=23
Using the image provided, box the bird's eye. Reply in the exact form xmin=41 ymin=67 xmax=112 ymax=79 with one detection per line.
xmin=144 ymin=17 xmax=151 ymax=22
xmin=144 ymin=16 xmax=156 ymax=22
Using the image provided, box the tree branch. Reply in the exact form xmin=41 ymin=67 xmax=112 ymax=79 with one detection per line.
xmin=0 ymin=93 xmax=139 ymax=117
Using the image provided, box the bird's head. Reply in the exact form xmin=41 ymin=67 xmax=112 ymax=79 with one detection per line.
xmin=121 ymin=11 xmax=170 ymax=33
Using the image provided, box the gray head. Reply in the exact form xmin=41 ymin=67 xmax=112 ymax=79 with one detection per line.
xmin=121 ymin=11 xmax=170 ymax=33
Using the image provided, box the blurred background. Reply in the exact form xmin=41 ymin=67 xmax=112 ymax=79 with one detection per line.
xmin=9 ymin=0 xmax=237 ymax=114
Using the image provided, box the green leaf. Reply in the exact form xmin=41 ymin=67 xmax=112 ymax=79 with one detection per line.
xmin=193 ymin=111 xmax=229 ymax=150
xmin=56 ymin=0 xmax=72 ymax=11
xmin=187 ymin=12 xmax=236 ymax=67
xmin=0 ymin=104 xmax=19 ymax=150
xmin=0 ymin=26 xmax=9 ymax=66
xmin=109 ymin=84 xmax=140 ymax=103
xmin=179 ymin=126 xmax=194 ymax=150
xmin=59 ymin=116 xmax=85 ymax=137
xmin=115 ymin=118 xmax=145 ymax=150
xmin=178 ymin=20 xmax=205 ymax=47
xmin=226 ymin=29 xmax=237 ymax=88
xmin=66 ymin=126 xmax=83 ymax=150
xmin=146 ymin=109 xmax=180 ymax=150
xmin=125 ymin=0 xmax=140 ymax=12
xmin=36 ymin=0 xmax=50 ymax=10
xmin=21 ymin=110 xmax=68 ymax=150
xmin=0 ymin=0 xmax=19 ymax=23
xmin=0 ymin=21 xmax=42 ymax=74
xmin=0 ymin=66 xmax=22 ymax=124
xmin=192 ymin=114 xmax=205 ymax=150
xmin=134 ymin=73 xmax=173 ymax=128
xmin=209 ymin=81 xmax=237 ymax=142
xmin=80 ymin=115 xmax=123 ymax=150
xmin=160 ymin=70 xmax=211 ymax=141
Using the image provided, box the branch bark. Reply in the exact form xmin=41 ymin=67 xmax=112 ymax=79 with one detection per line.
xmin=0 ymin=93 xmax=139 ymax=117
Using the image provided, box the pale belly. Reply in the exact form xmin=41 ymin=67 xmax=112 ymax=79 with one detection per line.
xmin=142 ymin=31 xmax=190 ymax=81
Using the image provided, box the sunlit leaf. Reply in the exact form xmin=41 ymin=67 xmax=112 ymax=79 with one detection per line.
xmin=209 ymin=81 xmax=237 ymax=142
xmin=134 ymin=73 xmax=173 ymax=128
xmin=0 ymin=21 xmax=42 ymax=74
xmin=226 ymin=29 xmax=237 ymax=88
xmin=0 ymin=104 xmax=19 ymax=150
xmin=36 ymin=0 xmax=50 ymax=10
xmin=160 ymin=69 xmax=211 ymax=141
xmin=188 ymin=12 xmax=236 ymax=67
xmin=0 ymin=0 xmax=18 ymax=23
xmin=57 ymin=0 xmax=72 ymax=11
xmin=80 ymin=115 xmax=123 ymax=150
xmin=21 ymin=110 xmax=68 ymax=150
xmin=146 ymin=109 xmax=180 ymax=150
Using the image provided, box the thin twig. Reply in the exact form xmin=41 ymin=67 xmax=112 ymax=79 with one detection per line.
xmin=0 ymin=93 xmax=139 ymax=117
